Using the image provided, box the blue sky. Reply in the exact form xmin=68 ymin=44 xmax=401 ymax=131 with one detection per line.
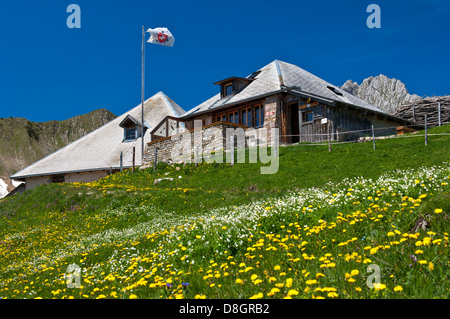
xmin=0 ymin=0 xmax=449 ymax=122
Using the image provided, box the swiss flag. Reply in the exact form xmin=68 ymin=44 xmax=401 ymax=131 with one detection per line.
xmin=146 ymin=27 xmax=175 ymax=47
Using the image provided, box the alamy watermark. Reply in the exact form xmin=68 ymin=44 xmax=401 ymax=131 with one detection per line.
xmin=65 ymin=263 xmax=81 ymax=288
xmin=366 ymin=263 xmax=381 ymax=288
xmin=66 ymin=4 xmax=81 ymax=29
xmin=367 ymin=4 xmax=381 ymax=29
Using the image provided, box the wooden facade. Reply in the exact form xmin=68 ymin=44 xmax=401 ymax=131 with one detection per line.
xmin=182 ymin=92 xmax=406 ymax=145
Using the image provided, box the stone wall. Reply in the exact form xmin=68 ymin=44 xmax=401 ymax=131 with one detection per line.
xmin=24 ymin=170 xmax=109 ymax=190
xmin=263 ymin=95 xmax=282 ymax=143
xmin=143 ymin=122 xmax=248 ymax=165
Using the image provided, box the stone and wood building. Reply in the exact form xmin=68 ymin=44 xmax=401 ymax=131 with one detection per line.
xmin=11 ymin=60 xmax=419 ymax=190
xmin=143 ymin=60 xmax=416 ymax=165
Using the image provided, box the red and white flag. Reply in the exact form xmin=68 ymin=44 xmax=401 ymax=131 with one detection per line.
xmin=146 ymin=27 xmax=175 ymax=47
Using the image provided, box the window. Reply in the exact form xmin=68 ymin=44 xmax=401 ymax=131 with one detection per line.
xmin=327 ymin=86 xmax=343 ymax=96
xmin=228 ymin=111 xmax=239 ymax=124
xmin=51 ymin=175 xmax=65 ymax=183
xmin=254 ymin=105 xmax=264 ymax=127
xmin=302 ymin=111 xmax=314 ymax=123
xmin=224 ymin=84 xmax=233 ymax=97
xmin=242 ymin=108 xmax=252 ymax=127
xmin=216 ymin=114 xmax=226 ymax=122
xmin=125 ymin=127 xmax=137 ymax=141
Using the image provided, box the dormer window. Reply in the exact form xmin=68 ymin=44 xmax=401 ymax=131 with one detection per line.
xmin=119 ymin=114 xmax=143 ymax=142
xmin=125 ymin=127 xmax=137 ymax=141
xmin=214 ymin=77 xmax=254 ymax=99
xmin=224 ymin=83 xmax=233 ymax=97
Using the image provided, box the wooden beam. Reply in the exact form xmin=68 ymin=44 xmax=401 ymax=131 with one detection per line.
xmin=299 ymin=101 xmax=319 ymax=110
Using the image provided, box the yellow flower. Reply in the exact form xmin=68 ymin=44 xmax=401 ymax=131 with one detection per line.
xmin=195 ymin=294 xmax=206 ymax=299
xmin=268 ymin=276 xmax=276 ymax=283
xmin=355 ymin=287 xmax=362 ymax=292
xmin=274 ymin=265 xmax=281 ymax=271
xmin=235 ymin=279 xmax=244 ymax=285
xmin=287 ymin=289 xmax=299 ymax=297
xmin=347 ymin=278 xmax=356 ymax=283
xmin=286 ymin=278 xmax=293 ymax=288
xmin=394 ymin=286 xmax=403 ymax=292
xmin=249 ymin=292 xmax=264 ymax=299
xmin=418 ymin=260 xmax=427 ymax=265
xmin=350 ymin=269 xmax=360 ymax=276
xmin=316 ymin=272 xmax=325 ymax=279
xmin=306 ymin=279 xmax=318 ymax=285
xmin=327 ymin=292 xmax=338 ymax=298
xmin=434 ymin=208 xmax=443 ymax=214
xmin=129 ymin=294 xmax=138 ymax=299
xmin=428 ymin=262 xmax=434 ymax=271
xmin=269 ymin=288 xmax=280 ymax=295
xmin=373 ymin=283 xmax=386 ymax=291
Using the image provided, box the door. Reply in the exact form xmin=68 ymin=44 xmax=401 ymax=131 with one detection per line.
xmin=290 ymin=103 xmax=300 ymax=143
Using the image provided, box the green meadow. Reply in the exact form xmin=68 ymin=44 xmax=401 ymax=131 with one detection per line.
xmin=0 ymin=124 xmax=449 ymax=299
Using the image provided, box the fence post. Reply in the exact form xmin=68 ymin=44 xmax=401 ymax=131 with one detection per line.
xmin=120 ymin=151 xmax=123 ymax=172
xmin=132 ymin=147 xmax=135 ymax=173
xmin=438 ymin=102 xmax=441 ymax=127
xmin=195 ymin=146 xmax=198 ymax=168
xmin=412 ymin=105 xmax=415 ymax=122
xmin=372 ymin=125 xmax=376 ymax=150
xmin=153 ymin=146 xmax=158 ymax=172
xmin=425 ymin=115 xmax=428 ymax=146
xmin=230 ymin=136 xmax=235 ymax=166
xmin=327 ymin=121 xmax=331 ymax=153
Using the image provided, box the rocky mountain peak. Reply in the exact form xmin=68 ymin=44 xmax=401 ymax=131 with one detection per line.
xmin=341 ymin=75 xmax=422 ymax=114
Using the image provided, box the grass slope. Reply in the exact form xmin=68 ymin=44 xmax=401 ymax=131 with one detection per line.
xmin=0 ymin=125 xmax=449 ymax=299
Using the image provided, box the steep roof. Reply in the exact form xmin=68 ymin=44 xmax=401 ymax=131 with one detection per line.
xmin=182 ymin=60 xmax=388 ymax=117
xmin=11 ymin=92 xmax=185 ymax=180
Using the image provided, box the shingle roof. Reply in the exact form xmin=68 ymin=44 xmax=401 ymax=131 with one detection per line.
xmin=182 ymin=60 xmax=387 ymax=117
xmin=11 ymin=92 xmax=185 ymax=180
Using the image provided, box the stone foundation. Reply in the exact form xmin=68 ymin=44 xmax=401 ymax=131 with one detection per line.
xmin=142 ymin=122 xmax=275 ymax=165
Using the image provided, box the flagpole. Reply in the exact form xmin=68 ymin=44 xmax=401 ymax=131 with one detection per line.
xmin=141 ymin=25 xmax=145 ymax=162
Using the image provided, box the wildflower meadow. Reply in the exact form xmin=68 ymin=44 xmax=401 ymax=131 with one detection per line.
xmin=0 ymin=162 xmax=448 ymax=299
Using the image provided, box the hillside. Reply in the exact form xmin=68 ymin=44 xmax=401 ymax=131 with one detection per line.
xmin=341 ymin=75 xmax=422 ymax=114
xmin=0 ymin=109 xmax=116 ymax=195
xmin=0 ymin=124 xmax=449 ymax=300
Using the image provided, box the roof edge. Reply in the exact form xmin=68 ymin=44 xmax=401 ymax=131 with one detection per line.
xmin=10 ymin=166 xmax=135 ymax=180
